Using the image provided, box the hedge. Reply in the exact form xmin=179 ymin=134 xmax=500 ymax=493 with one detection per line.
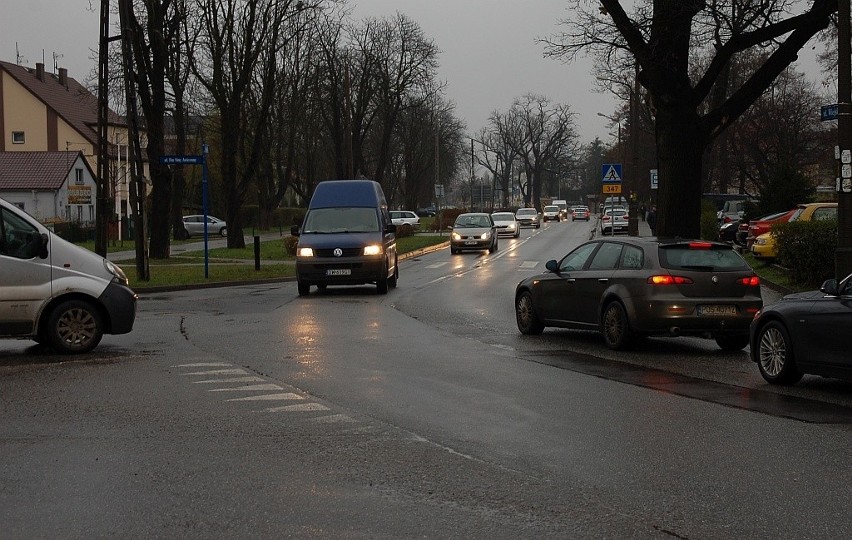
xmin=773 ymin=219 xmax=837 ymax=286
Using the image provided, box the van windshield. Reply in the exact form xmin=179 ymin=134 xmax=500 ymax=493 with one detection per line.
xmin=302 ymin=207 xmax=380 ymax=233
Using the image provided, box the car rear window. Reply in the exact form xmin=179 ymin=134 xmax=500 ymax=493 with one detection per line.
xmin=659 ymin=243 xmax=750 ymax=271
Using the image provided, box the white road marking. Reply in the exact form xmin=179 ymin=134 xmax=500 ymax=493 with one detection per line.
xmin=183 ymin=369 xmax=247 ymax=376
xmin=519 ymin=261 xmax=538 ymax=269
xmin=263 ymin=403 xmax=330 ymax=413
xmin=425 ymin=262 xmax=449 ymax=268
xmin=192 ymin=377 xmax=265 ymax=384
xmin=209 ymin=384 xmax=283 ymax=392
xmin=171 ymin=362 xmax=232 ymax=368
xmin=225 ymin=393 xmax=303 ymax=402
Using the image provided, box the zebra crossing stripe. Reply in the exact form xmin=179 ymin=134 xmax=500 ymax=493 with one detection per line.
xmin=225 ymin=393 xmax=303 ymax=402
xmin=209 ymin=384 xmax=283 ymax=392
xmin=183 ymin=369 xmax=247 ymax=376
xmin=171 ymin=362 xmax=232 ymax=368
xmin=263 ymin=403 xmax=330 ymax=413
xmin=192 ymin=377 xmax=265 ymax=384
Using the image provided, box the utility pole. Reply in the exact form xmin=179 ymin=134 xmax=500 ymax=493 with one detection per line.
xmin=838 ymin=0 xmax=852 ymax=280
xmin=95 ymin=0 xmax=111 ymax=257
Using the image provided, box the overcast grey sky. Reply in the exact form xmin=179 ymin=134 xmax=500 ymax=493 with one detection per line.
xmin=1 ymin=1 xmax=828 ymax=145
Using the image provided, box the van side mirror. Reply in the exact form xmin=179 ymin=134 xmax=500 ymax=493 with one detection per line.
xmin=387 ymin=223 xmax=397 ymax=234
xmin=290 ymin=225 xmax=300 ymax=237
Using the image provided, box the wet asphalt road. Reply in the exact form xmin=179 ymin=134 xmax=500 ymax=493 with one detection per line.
xmin=2 ymin=219 xmax=851 ymax=538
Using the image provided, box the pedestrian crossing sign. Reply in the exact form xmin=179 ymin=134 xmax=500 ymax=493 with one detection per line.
xmin=601 ymin=163 xmax=622 ymax=183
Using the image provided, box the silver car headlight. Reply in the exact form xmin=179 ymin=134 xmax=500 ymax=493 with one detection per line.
xmin=104 ymin=260 xmax=129 ymax=286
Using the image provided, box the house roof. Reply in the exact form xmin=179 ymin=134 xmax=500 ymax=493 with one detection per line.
xmin=0 ymin=151 xmax=91 ymax=190
xmin=0 ymin=60 xmax=124 ymax=146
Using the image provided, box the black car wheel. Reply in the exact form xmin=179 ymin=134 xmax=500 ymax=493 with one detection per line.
xmin=450 ymin=246 xmax=459 ymax=254
xmin=297 ymin=280 xmax=310 ymax=296
xmin=601 ymin=300 xmax=635 ymax=350
xmin=376 ymin=259 xmax=389 ymax=294
xmin=220 ymin=227 xmax=228 ymax=237
xmin=389 ymin=256 xmax=399 ymax=288
xmin=46 ymin=299 xmax=104 ymax=354
xmin=515 ymin=291 xmax=544 ymax=335
xmin=715 ymin=334 xmax=750 ymax=351
xmin=755 ymin=321 xmax=803 ymax=385
xmin=489 ymin=237 xmax=498 ymax=253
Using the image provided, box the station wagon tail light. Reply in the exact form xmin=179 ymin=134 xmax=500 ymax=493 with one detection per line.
xmin=363 ymin=244 xmax=383 ymax=256
xmin=739 ymin=276 xmax=760 ymax=286
xmin=298 ymin=247 xmax=314 ymax=257
xmin=648 ymin=275 xmax=694 ymax=285
xmin=688 ymin=242 xmax=713 ymax=250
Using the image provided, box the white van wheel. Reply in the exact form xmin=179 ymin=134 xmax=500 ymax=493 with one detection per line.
xmin=46 ymin=299 xmax=104 ymax=354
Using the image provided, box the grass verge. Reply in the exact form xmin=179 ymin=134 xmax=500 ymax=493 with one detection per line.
xmin=742 ymin=251 xmax=804 ymax=293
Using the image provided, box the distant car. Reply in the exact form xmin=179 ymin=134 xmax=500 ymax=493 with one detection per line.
xmin=416 ymin=206 xmax=437 ymax=217
xmin=542 ymin=205 xmax=561 ymax=222
xmin=750 ymin=272 xmax=852 ymax=385
xmin=390 ymin=210 xmax=420 ymax=229
xmin=515 ymin=237 xmax=762 ymax=350
xmin=572 ymin=206 xmax=590 ymax=221
xmin=515 ymin=208 xmax=541 ymax=228
xmin=450 ymin=213 xmax=498 ymax=254
xmin=491 ymin=211 xmax=520 ymax=238
xmin=717 ymin=198 xmax=756 ymax=225
xmin=745 ymin=209 xmax=795 ymax=249
xmin=183 ymin=215 xmax=227 ymax=237
xmin=751 ymin=203 xmax=837 ymax=260
xmin=600 ymin=208 xmax=628 ymax=235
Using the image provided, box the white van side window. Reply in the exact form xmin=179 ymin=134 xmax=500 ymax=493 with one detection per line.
xmin=0 ymin=207 xmax=42 ymax=259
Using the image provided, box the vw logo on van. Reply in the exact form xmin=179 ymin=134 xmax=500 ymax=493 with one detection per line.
xmin=333 ymin=248 xmax=343 ymax=257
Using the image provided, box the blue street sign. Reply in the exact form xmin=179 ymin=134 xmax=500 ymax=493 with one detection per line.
xmin=821 ymin=104 xmax=839 ymax=122
xmin=160 ymin=155 xmax=204 ymax=165
xmin=601 ymin=163 xmax=623 ymax=183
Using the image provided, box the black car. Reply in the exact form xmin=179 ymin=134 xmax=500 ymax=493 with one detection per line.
xmin=750 ymin=273 xmax=852 ymax=385
xmin=515 ymin=237 xmax=762 ymax=350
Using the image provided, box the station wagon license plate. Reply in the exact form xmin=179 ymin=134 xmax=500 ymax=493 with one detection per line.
xmin=465 ymin=240 xmax=478 ymax=245
xmin=698 ymin=305 xmax=737 ymax=316
xmin=326 ymin=269 xmax=351 ymax=276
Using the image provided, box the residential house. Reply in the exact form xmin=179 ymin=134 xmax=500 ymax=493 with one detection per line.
xmin=0 ymin=150 xmax=97 ymax=223
xmin=0 ymin=59 xmax=142 ymax=226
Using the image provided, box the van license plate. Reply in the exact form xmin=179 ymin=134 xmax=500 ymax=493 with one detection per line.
xmin=465 ymin=240 xmax=478 ymax=245
xmin=326 ymin=269 xmax=351 ymax=276
xmin=698 ymin=305 xmax=737 ymax=316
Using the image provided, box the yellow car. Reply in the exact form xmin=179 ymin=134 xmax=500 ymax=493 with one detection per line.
xmin=750 ymin=202 xmax=837 ymax=260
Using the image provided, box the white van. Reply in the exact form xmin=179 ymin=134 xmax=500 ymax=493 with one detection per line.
xmin=0 ymin=197 xmax=137 ymax=353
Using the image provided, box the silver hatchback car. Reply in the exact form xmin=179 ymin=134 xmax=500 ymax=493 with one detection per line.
xmin=182 ymin=215 xmax=227 ymax=237
xmin=515 ymin=237 xmax=762 ymax=350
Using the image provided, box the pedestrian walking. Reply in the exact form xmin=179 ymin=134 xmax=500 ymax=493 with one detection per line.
xmin=647 ymin=206 xmax=657 ymax=235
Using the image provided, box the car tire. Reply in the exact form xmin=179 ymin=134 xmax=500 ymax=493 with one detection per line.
xmin=389 ymin=257 xmax=399 ymax=288
xmin=601 ymin=300 xmax=636 ymax=350
xmin=755 ymin=321 xmax=803 ymax=385
xmin=514 ymin=230 xmax=520 ymax=238
xmin=46 ymin=299 xmax=104 ymax=354
xmin=376 ymin=260 xmax=389 ymax=295
xmin=489 ymin=238 xmax=497 ymax=253
xmin=297 ymin=280 xmax=310 ymax=296
xmin=715 ymin=334 xmax=750 ymax=351
xmin=515 ymin=291 xmax=544 ymax=335
xmin=220 ymin=227 xmax=227 ymax=237
xmin=450 ymin=246 xmax=459 ymax=254
xmin=316 ymin=284 xmax=327 ymax=291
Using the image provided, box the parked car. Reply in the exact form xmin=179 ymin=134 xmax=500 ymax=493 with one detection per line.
xmin=515 ymin=208 xmax=541 ymax=228
xmin=745 ymin=209 xmax=795 ymax=249
xmin=571 ymin=206 xmax=590 ymax=221
xmin=416 ymin=206 xmax=437 ymax=217
xmin=542 ymin=205 xmax=561 ymax=222
xmin=491 ymin=211 xmax=520 ymax=238
xmin=1 ymin=196 xmax=137 ymax=353
xmin=718 ymin=219 xmax=741 ymax=244
xmin=514 ymin=238 xmax=762 ymax=350
xmin=389 ymin=210 xmax=420 ymax=229
xmin=717 ymin=198 xmax=756 ymax=225
xmin=750 ymin=272 xmax=852 ymax=385
xmin=450 ymin=213 xmax=498 ymax=254
xmin=600 ymin=208 xmax=629 ymax=235
xmin=751 ymin=202 xmax=837 ymax=260
xmin=183 ymin=215 xmax=227 ymax=237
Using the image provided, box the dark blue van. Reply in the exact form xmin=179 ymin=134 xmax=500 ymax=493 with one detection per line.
xmin=291 ymin=180 xmax=398 ymax=295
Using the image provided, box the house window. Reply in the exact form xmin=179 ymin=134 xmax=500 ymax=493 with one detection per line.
xmin=75 ymin=168 xmax=84 ymax=185
xmin=65 ymin=206 xmax=71 ymax=221
xmin=88 ymin=205 xmax=94 ymax=222
xmin=77 ymin=206 xmax=83 ymax=223
xmin=14 ymin=202 xmax=25 ymax=211
xmin=12 ymin=131 xmax=25 ymax=144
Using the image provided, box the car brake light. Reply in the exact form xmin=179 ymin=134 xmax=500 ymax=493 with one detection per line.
xmin=688 ymin=242 xmax=713 ymax=249
xmin=648 ymin=275 xmax=694 ymax=285
xmin=739 ymin=276 xmax=760 ymax=286
xmin=723 ymin=216 xmax=732 ymax=223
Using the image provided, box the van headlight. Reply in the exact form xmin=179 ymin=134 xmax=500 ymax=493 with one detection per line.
xmin=452 ymin=232 xmax=461 ymax=241
xmin=363 ymin=244 xmax=382 ymax=256
xmin=104 ymin=260 xmax=129 ymax=286
xmin=480 ymin=232 xmax=491 ymax=240
xmin=298 ymin=247 xmax=315 ymax=257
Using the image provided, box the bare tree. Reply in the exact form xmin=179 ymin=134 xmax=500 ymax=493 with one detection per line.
xmin=545 ymin=0 xmax=835 ymax=238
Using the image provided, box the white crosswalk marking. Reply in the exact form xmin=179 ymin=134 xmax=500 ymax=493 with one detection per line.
xmin=171 ymin=362 xmax=232 ymax=368
xmin=183 ymin=369 xmax=247 ymax=376
xmin=225 ymin=393 xmax=303 ymax=402
xmin=425 ymin=262 xmax=449 ymax=268
xmin=519 ymin=261 xmax=538 ymax=269
xmin=263 ymin=403 xmax=330 ymax=413
xmin=192 ymin=376 xmax=265 ymax=384
xmin=209 ymin=384 xmax=283 ymax=392
xmin=312 ymin=414 xmax=357 ymax=424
